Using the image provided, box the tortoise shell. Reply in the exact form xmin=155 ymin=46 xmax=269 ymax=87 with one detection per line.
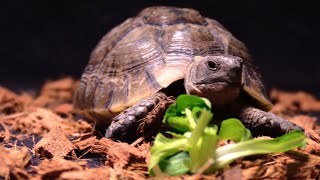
xmin=74 ymin=6 xmax=272 ymax=121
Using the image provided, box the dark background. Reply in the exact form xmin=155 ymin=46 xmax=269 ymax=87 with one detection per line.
xmin=1 ymin=1 xmax=319 ymax=96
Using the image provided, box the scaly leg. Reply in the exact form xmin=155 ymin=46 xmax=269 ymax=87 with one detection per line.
xmin=105 ymin=92 xmax=175 ymax=142
xmin=238 ymin=106 xmax=304 ymax=137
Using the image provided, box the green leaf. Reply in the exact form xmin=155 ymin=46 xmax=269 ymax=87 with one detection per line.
xmin=189 ymin=126 xmax=218 ymax=173
xmin=187 ymin=109 xmax=213 ymax=148
xmin=185 ymin=108 xmax=196 ymax=129
xmin=152 ymin=133 xmax=176 ymax=147
xmin=191 ymin=106 xmax=204 ymax=120
xmin=187 ymin=109 xmax=216 ymax=172
xmin=163 ymin=104 xmax=180 ymax=122
xmin=163 ymin=94 xmax=212 ymax=133
xmin=158 ymin=152 xmax=191 ymax=176
xmin=149 ymin=133 xmax=188 ymax=174
xmin=165 ymin=116 xmax=191 ymax=133
xmin=209 ymin=130 xmax=307 ymax=172
xmin=218 ymin=118 xmax=252 ymax=142
xmin=163 ymin=94 xmax=211 ymax=121
xmin=166 ymin=131 xmax=188 ymax=139
xmin=175 ymin=94 xmax=211 ymax=112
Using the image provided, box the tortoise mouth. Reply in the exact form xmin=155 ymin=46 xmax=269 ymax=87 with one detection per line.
xmin=195 ymin=80 xmax=242 ymax=93
xmin=195 ymin=80 xmax=241 ymax=86
xmin=194 ymin=77 xmax=241 ymax=86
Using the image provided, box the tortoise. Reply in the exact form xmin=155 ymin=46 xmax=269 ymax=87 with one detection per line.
xmin=74 ymin=6 xmax=302 ymax=142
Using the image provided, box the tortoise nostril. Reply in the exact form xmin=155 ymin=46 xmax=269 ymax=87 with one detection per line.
xmin=206 ymin=60 xmax=218 ymax=71
xmin=235 ymin=58 xmax=243 ymax=66
xmin=238 ymin=58 xmax=243 ymax=65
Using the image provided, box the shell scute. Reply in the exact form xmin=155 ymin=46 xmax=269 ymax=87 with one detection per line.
xmin=139 ymin=6 xmax=207 ymax=26
xmin=161 ymin=24 xmax=224 ymax=56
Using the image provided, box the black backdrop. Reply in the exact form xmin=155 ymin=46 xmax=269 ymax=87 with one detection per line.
xmin=1 ymin=1 xmax=319 ymax=96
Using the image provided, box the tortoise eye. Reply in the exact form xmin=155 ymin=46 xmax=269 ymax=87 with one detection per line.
xmin=206 ymin=60 xmax=218 ymax=71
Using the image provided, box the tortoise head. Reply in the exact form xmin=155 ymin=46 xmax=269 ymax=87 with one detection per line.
xmin=185 ymin=55 xmax=273 ymax=110
xmin=185 ymin=55 xmax=243 ymax=105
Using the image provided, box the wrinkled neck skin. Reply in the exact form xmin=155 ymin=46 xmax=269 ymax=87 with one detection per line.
xmin=184 ymin=55 xmax=246 ymax=120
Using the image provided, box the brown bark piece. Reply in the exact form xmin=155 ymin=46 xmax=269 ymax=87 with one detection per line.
xmin=59 ymin=167 xmax=147 ymax=180
xmin=242 ymin=152 xmax=320 ymax=179
xmin=0 ymin=122 xmax=11 ymax=142
xmin=73 ymin=136 xmax=97 ymax=151
xmin=0 ymin=146 xmax=31 ymax=180
xmin=58 ymin=168 xmax=113 ymax=180
xmin=17 ymin=108 xmax=69 ymax=135
xmin=54 ymin=103 xmax=74 ymax=116
xmin=0 ymin=86 xmax=25 ymax=114
xmin=243 ymin=164 xmax=285 ymax=179
xmin=222 ymin=165 xmax=243 ymax=180
xmin=289 ymin=115 xmax=320 ymax=130
xmin=270 ymin=89 xmax=320 ymax=114
xmin=37 ymin=157 xmax=85 ymax=179
xmin=34 ymin=77 xmax=79 ymax=107
xmin=0 ymin=131 xmax=5 ymax=142
xmin=14 ymin=107 xmax=92 ymax=136
xmin=302 ymin=129 xmax=320 ymax=155
xmin=34 ymin=127 xmax=75 ymax=158
xmin=91 ymin=138 xmax=147 ymax=169
xmin=279 ymin=151 xmax=320 ymax=179
xmin=137 ymin=142 xmax=151 ymax=164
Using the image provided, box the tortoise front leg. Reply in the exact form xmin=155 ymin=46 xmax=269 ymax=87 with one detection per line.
xmin=105 ymin=92 xmax=175 ymax=142
xmin=237 ymin=106 xmax=304 ymax=137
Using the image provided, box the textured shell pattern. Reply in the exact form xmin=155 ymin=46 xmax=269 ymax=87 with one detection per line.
xmin=74 ymin=6 xmax=271 ymax=119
